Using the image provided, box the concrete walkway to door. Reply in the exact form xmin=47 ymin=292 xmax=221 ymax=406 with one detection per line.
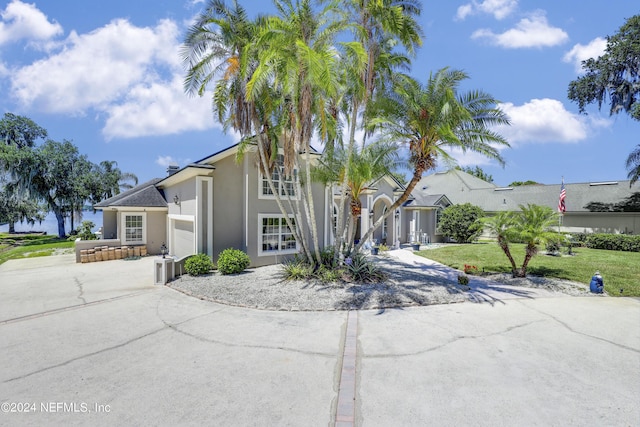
xmin=0 ymin=254 xmax=638 ymax=426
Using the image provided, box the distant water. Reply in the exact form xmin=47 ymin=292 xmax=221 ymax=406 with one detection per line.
xmin=0 ymin=211 xmax=103 ymax=236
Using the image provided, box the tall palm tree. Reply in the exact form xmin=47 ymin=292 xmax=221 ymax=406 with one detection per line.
xmin=355 ymin=68 xmax=511 ymax=250
xmin=330 ymin=0 xmax=422 ymax=258
xmin=626 ymin=145 xmax=640 ymax=186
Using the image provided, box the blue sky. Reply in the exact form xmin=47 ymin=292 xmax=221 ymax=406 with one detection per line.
xmin=1 ymin=0 xmax=638 ymax=187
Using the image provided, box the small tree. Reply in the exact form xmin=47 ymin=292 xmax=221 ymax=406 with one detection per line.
xmin=438 ymin=203 xmax=484 ymax=243
xmin=484 ymin=205 xmax=559 ymax=277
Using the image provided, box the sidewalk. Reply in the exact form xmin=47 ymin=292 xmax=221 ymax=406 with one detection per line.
xmin=387 ymin=247 xmax=570 ymax=304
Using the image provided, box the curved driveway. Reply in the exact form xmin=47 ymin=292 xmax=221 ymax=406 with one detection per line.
xmin=1 ymin=255 xmax=639 ymax=426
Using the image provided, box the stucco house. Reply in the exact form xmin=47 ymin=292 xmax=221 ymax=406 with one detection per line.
xmin=407 ymin=169 xmax=640 ymax=241
xmin=93 ymin=143 xmax=407 ymax=267
xmin=89 ymin=145 xmax=639 ymax=266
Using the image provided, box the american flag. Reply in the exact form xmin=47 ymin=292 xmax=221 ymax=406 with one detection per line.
xmin=558 ymin=179 xmax=566 ymax=213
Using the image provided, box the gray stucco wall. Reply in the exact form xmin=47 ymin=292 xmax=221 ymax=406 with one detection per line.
xmin=211 ymin=154 xmax=244 ymax=262
xmin=146 ymin=211 xmax=167 ymax=254
xmin=563 ymin=212 xmax=639 ymax=235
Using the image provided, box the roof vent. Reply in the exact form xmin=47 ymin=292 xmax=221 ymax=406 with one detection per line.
xmin=589 ymin=181 xmax=618 ymax=186
xmin=167 ymin=165 xmax=179 ymax=176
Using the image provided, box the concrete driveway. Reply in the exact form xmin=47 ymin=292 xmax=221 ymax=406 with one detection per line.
xmin=1 ymin=255 xmax=639 ymax=426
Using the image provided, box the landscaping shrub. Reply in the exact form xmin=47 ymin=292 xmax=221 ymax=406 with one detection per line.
xmin=185 ymin=253 xmax=214 ymax=276
xmin=343 ymin=252 xmax=387 ymax=283
xmin=217 ymin=248 xmax=251 ymax=275
xmin=585 ymin=233 xmax=640 ymax=252
xmin=282 ymin=260 xmax=314 ymax=280
xmin=438 ymin=203 xmax=484 ymax=243
xmin=77 ymin=220 xmax=97 ymax=240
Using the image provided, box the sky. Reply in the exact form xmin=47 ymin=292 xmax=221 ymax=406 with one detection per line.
xmin=0 ymin=0 xmax=638 ymax=188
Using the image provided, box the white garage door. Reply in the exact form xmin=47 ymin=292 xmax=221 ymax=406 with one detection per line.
xmin=172 ymin=220 xmax=195 ymax=259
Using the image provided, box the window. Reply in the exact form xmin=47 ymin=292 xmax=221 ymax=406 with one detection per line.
xmin=435 ymin=207 xmax=443 ymax=235
xmin=259 ymin=215 xmax=297 ymax=255
xmin=382 ymin=206 xmax=388 ymax=239
xmin=121 ymin=213 xmax=146 ymax=244
xmin=260 ymin=155 xmax=298 ymax=198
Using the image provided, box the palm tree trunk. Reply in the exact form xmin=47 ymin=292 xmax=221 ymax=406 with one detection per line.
xmin=335 ymin=99 xmax=362 ymax=259
xmin=8 ymin=221 xmax=15 ymax=234
xmin=517 ymin=244 xmax=536 ymax=277
xmin=499 ymin=239 xmax=518 ymax=277
xmin=355 ymin=161 xmax=426 ymax=252
xmin=253 ymin=120 xmax=313 ymax=264
xmin=303 ymin=145 xmax=322 ymax=266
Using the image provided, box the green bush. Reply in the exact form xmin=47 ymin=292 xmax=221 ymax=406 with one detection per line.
xmin=585 ymin=233 xmax=640 ymax=252
xmin=185 ymin=253 xmax=214 ymax=276
xmin=77 ymin=220 xmax=97 ymax=240
xmin=217 ymin=248 xmax=251 ymax=275
xmin=438 ymin=203 xmax=485 ymax=243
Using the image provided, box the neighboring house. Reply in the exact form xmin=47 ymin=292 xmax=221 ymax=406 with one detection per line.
xmin=91 ymin=146 xmax=639 ymax=266
xmin=409 ymin=169 xmax=640 ymax=240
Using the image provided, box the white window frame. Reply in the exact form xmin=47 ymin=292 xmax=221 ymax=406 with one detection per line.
xmin=258 ymin=155 xmax=299 ymax=200
xmin=258 ymin=214 xmax=298 ymax=256
xmin=120 ymin=212 xmax=146 ymax=245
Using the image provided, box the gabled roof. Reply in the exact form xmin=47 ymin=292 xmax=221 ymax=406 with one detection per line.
xmin=94 ymin=178 xmax=167 ymax=209
xmin=404 ymin=194 xmax=451 ymax=208
xmin=413 ymin=169 xmax=639 ymax=213
xmin=194 ymin=142 xmax=322 ymax=166
xmin=155 ymin=164 xmax=216 ymax=188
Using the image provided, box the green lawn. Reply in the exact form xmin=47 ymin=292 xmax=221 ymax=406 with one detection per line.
xmin=0 ymin=233 xmax=74 ymax=265
xmin=417 ymin=243 xmax=640 ymax=297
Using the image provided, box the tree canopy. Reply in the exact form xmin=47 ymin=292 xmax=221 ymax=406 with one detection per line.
xmin=0 ymin=113 xmax=138 ymax=236
xmin=567 ymin=15 xmax=640 ymax=120
xmin=567 ymin=15 xmax=640 ymax=186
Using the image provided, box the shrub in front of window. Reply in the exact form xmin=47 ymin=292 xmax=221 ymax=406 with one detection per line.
xmin=217 ymin=248 xmax=251 ymax=275
xmin=438 ymin=203 xmax=485 ymax=243
xmin=184 ymin=253 xmax=214 ymax=276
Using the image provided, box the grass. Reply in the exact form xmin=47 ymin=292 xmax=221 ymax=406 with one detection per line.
xmin=0 ymin=233 xmax=74 ymax=265
xmin=417 ymin=242 xmax=640 ymax=297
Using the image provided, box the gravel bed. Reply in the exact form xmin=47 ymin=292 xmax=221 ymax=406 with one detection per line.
xmin=168 ymin=261 xmax=468 ymax=311
xmin=167 ymin=254 xmax=596 ymax=311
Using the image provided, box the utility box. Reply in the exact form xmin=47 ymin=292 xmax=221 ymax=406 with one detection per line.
xmin=154 ymin=258 xmax=175 ymax=286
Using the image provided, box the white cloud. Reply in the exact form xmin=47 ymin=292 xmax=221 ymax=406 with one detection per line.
xmin=563 ymin=37 xmax=607 ymax=73
xmin=0 ymin=0 xmax=63 ymax=46
xmin=456 ymin=0 xmax=517 ymax=21
xmin=7 ymin=13 xmax=222 ymax=141
xmin=471 ymin=11 xmax=568 ymax=48
xmin=102 ymin=75 xmax=215 ymax=140
xmin=11 ymin=19 xmax=179 ymax=114
xmin=496 ymin=98 xmax=594 ymax=144
xmin=156 ymin=155 xmax=179 ymax=167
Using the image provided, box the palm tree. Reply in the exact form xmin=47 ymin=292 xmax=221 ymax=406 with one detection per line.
xmin=626 ymin=145 xmax=640 ymax=186
xmin=251 ymin=0 xmax=345 ymax=264
xmin=482 ymin=211 xmax=518 ymax=276
xmin=313 ymin=141 xmax=401 ymax=248
xmin=98 ymin=161 xmax=138 ymax=199
xmin=330 ymin=0 xmax=422 ymax=258
xmin=513 ymin=204 xmax=559 ymax=277
xmin=355 ymin=68 xmax=511 ymax=250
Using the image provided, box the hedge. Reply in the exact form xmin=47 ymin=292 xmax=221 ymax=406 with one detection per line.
xmin=585 ymin=233 xmax=640 ymax=252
